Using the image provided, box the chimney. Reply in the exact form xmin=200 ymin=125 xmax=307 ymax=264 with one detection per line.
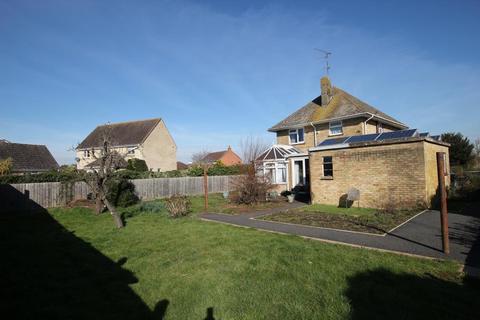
xmin=227 ymin=145 xmax=231 ymax=151
xmin=321 ymin=76 xmax=333 ymax=106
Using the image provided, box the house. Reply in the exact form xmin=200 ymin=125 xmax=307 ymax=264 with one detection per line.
xmin=76 ymin=118 xmax=176 ymax=172
xmin=177 ymin=161 xmax=189 ymax=170
xmin=201 ymin=146 xmax=242 ymax=166
xmin=259 ymin=76 xmax=449 ymax=208
xmin=0 ymin=140 xmax=59 ymax=174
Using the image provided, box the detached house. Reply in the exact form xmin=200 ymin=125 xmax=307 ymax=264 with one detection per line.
xmin=0 ymin=140 xmax=59 ymax=174
xmin=76 ymin=118 xmax=177 ymax=172
xmin=259 ymin=76 xmax=449 ymax=208
xmin=201 ymin=146 xmax=242 ymax=166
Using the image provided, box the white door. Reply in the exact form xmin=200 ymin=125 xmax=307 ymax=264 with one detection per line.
xmin=294 ymin=160 xmax=304 ymax=186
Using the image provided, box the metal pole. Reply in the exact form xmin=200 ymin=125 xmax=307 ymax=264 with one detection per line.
xmin=436 ymin=152 xmax=449 ymax=254
xmin=204 ymin=166 xmax=208 ymax=212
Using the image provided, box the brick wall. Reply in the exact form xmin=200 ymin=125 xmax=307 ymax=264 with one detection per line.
xmin=309 ymin=139 xmax=449 ymax=209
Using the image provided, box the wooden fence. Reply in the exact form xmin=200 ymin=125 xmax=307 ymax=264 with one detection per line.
xmin=4 ymin=175 xmax=237 ymax=209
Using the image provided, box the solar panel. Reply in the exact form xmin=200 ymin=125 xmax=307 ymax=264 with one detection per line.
xmin=419 ymin=132 xmax=429 ymax=137
xmin=318 ymin=137 xmax=349 ymax=146
xmin=345 ymin=133 xmax=380 ymax=143
xmin=377 ymin=129 xmax=417 ymax=141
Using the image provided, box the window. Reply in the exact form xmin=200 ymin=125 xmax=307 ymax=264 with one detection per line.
xmin=329 ymin=121 xmax=343 ymax=136
xmin=260 ymin=162 xmax=287 ymax=184
xmin=323 ymin=156 xmax=333 ymax=177
xmin=289 ymin=128 xmax=304 ymax=144
xmin=83 ymin=150 xmax=91 ymax=158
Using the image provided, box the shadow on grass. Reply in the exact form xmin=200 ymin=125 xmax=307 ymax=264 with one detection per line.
xmin=346 ymin=268 xmax=480 ymax=320
xmin=0 ymin=185 xmax=167 ymax=319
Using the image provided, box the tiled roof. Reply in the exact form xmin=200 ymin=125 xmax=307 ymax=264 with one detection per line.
xmin=202 ymin=150 xmax=228 ymax=163
xmin=0 ymin=141 xmax=59 ymax=172
xmin=269 ymin=87 xmax=407 ymax=131
xmin=78 ymin=118 xmax=161 ymax=149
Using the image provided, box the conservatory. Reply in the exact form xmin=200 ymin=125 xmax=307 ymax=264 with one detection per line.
xmin=255 ymin=144 xmax=306 ymax=192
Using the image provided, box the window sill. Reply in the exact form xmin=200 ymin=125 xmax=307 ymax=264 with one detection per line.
xmin=320 ymin=176 xmax=334 ymax=180
xmin=289 ymin=141 xmax=305 ymax=145
xmin=328 ymin=133 xmax=343 ymax=137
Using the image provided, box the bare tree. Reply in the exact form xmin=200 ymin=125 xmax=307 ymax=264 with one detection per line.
xmin=190 ymin=149 xmax=213 ymax=211
xmin=239 ymin=136 xmax=269 ymax=163
xmin=475 ymin=138 xmax=480 ymax=168
xmin=78 ymin=125 xmax=126 ymax=228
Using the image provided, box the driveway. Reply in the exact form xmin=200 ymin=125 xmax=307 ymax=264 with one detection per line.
xmin=201 ymin=203 xmax=480 ymax=268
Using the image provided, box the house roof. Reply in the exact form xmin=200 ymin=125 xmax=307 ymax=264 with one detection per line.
xmin=177 ymin=161 xmax=189 ymax=170
xmin=202 ymin=150 xmax=229 ymax=163
xmin=0 ymin=141 xmax=59 ymax=172
xmin=77 ymin=118 xmax=161 ymax=149
xmin=256 ymin=144 xmax=304 ymax=161
xmin=269 ymin=85 xmax=407 ymax=132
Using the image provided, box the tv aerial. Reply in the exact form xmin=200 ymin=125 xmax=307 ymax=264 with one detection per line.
xmin=314 ymin=48 xmax=332 ymax=75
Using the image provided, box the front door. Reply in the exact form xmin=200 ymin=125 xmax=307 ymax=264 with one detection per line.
xmin=294 ymin=160 xmax=305 ymax=186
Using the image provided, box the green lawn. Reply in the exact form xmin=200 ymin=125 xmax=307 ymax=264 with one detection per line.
xmin=1 ymin=201 xmax=479 ymax=319
xmin=262 ymin=204 xmax=419 ymax=234
xmin=302 ymin=204 xmax=378 ymax=217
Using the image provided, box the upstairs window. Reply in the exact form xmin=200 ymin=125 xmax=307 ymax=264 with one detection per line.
xmin=329 ymin=121 xmax=343 ymax=136
xmin=323 ymin=156 xmax=333 ymax=177
xmin=289 ymin=128 xmax=304 ymax=144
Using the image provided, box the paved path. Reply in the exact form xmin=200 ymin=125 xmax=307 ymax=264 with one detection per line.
xmin=201 ymin=204 xmax=480 ymax=267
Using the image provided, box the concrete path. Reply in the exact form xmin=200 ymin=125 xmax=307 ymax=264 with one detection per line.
xmin=201 ymin=203 xmax=480 ymax=267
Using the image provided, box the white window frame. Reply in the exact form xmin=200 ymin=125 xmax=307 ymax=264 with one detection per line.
xmin=288 ymin=128 xmax=305 ymax=144
xmin=329 ymin=121 xmax=343 ymax=136
xmin=260 ymin=161 xmax=287 ymax=184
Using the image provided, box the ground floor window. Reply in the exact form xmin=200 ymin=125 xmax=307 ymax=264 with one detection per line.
xmin=323 ymin=156 xmax=333 ymax=177
xmin=258 ymin=161 xmax=287 ymax=184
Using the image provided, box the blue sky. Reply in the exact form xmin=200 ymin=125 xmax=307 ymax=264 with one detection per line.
xmin=1 ymin=0 xmax=479 ymax=164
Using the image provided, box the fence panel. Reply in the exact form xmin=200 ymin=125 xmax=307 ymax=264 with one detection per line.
xmin=5 ymin=175 xmax=238 ymax=208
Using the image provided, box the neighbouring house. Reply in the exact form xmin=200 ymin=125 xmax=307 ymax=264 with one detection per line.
xmin=259 ymin=76 xmax=449 ymax=208
xmin=76 ymin=118 xmax=177 ymax=172
xmin=0 ymin=140 xmax=59 ymax=174
xmin=177 ymin=161 xmax=189 ymax=170
xmin=201 ymin=146 xmax=242 ymax=166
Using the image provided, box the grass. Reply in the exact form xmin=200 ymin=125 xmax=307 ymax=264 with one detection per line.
xmin=261 ymin=204 xmax=420 ymax=234
xmin=1 ymin=201 xmax=479 ymax=319
xmin=302 ymin=204 xmax=378 ymax=217
xmin=133 ymin=193 xmax=289 ymax=216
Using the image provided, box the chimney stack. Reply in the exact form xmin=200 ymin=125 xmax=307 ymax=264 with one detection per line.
xmin=321 ymin=76 xmax=333 ymax=106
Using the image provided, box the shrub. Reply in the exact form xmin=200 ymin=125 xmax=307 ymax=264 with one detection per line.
xmin=127 ymin=158 xmax=148 ymax=172
xmin=137 ymin=201 xmax=165 ymax=214
xmin=106 ymin=178 xmax=139 ymax=208
xmin=230 ymin=164 xmax=272 ymax=205
xmin=164 ymin=195 xmax=191 ymax=218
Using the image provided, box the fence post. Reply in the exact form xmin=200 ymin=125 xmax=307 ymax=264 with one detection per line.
xmin=436 ymin=152 xmax=449 ymax=254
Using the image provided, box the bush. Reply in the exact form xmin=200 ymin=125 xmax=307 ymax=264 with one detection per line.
xmin=127 ymin=158 xmax=148 ymax=172
xmin=230 ymin=164 xmax=272 ymax=205
xmin=164 ymin=195 xmax=191 ymax=218
xmin=137 ymin=201 xmax=165 ymax=214
xmin=106 ymin=178 xmax=139 ymax=208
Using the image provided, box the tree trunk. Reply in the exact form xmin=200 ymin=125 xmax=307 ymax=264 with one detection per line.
xmin=95 ymin=197 xmax=104 ymax=215
xmin=104 ymin=198 xmax=124 ymax=228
